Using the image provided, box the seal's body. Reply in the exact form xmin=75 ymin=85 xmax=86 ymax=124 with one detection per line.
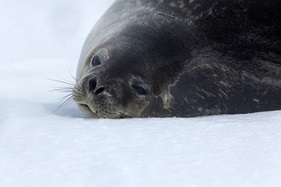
xmin=73 ymin=0 xmax=281 ymax=118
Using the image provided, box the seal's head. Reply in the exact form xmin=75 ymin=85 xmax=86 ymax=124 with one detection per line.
xmin=72 ymin=49 xmax=153 ymax=118
xmin=72 ymin=25 xmax=187 ymax=118
xmin=72 ymin=0 xmax=189 ymax=118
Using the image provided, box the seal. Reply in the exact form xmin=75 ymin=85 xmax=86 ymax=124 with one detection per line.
xmin=72 ymin=0 xmax=281 ymax=118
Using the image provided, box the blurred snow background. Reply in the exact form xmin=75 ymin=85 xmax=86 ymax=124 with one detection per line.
xmin=0 ymin=0 xmax=281 ymax=187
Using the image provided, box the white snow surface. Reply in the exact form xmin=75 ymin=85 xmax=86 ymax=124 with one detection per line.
xmin=1 ymin=1 xmax=281 ymax=187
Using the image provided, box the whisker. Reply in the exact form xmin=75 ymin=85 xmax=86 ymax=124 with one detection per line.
xmin=45 ymin=75 xmax=77 ymax=112
xmin=49 ymin=87 xmax=73 ymax=93
xmin=46 ymin=77 xmax=75 ymax=86
xmin=60 ymin=93 xmax=73 ymax=100
xmin=54 ymin=94 xmax=74 ymax=111
xmin=67 ymin=68 xmax=77 ymax=83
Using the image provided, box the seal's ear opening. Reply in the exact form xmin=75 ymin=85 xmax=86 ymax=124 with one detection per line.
xmin=91 ymin=55 xmax=101 ymax=66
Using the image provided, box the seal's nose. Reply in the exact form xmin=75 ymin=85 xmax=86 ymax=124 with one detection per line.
xmin=88 ymin=78 xmax=106 ymax=95
xmin=89 ymin=78 xmax=97 ymax=92
xmin=94 ymin=86 xmax=106 ymax=95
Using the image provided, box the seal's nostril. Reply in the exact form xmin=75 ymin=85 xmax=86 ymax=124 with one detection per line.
xmin=95 ymin=86 xmax=105 ymax=95
xmin=89 ymin=78 xmax=97 ymax=92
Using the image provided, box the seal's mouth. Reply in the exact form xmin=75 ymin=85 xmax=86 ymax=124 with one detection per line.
xmin=78 ymin=103 xmax=99 ymax=118
xmin=78 ymin=103 xmax=132 ymax=119
xmin=80 ymin=103 xmax=92 ymax=112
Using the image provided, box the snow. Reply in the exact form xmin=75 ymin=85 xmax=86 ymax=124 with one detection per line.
xmin=1 ymin=0 xmax=281 ymax=187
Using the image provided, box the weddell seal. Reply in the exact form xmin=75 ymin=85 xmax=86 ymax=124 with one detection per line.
xmin=72 ymin=0 xmax=281 ymax=118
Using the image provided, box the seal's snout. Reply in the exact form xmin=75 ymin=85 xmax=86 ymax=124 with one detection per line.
xmin=88 ymin=78 xmax=107 ymax=95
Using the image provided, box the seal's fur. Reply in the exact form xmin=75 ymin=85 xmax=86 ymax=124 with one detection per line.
xmin=73 ymin=0 xmax=281 ymax=118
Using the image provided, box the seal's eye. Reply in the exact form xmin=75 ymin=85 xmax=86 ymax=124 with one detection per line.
xmin=132 ymin=84 xmax=148 ymax=96
xmin=91 ymin=55 xmax=101 ymax=66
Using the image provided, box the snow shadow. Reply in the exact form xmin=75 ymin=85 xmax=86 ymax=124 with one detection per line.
xmin=43 ymin=102 xmax=84 ymax=118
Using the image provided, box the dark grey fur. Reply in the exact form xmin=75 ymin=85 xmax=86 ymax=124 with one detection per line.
xmin=73 ymin=0 xmax=281 ymax=118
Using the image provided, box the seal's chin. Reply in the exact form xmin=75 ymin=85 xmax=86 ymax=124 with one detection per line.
xmin=77 ymin=103 xmax=133 ymax=119
xmin=77 ymin=103 xmax=99 ymax=118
